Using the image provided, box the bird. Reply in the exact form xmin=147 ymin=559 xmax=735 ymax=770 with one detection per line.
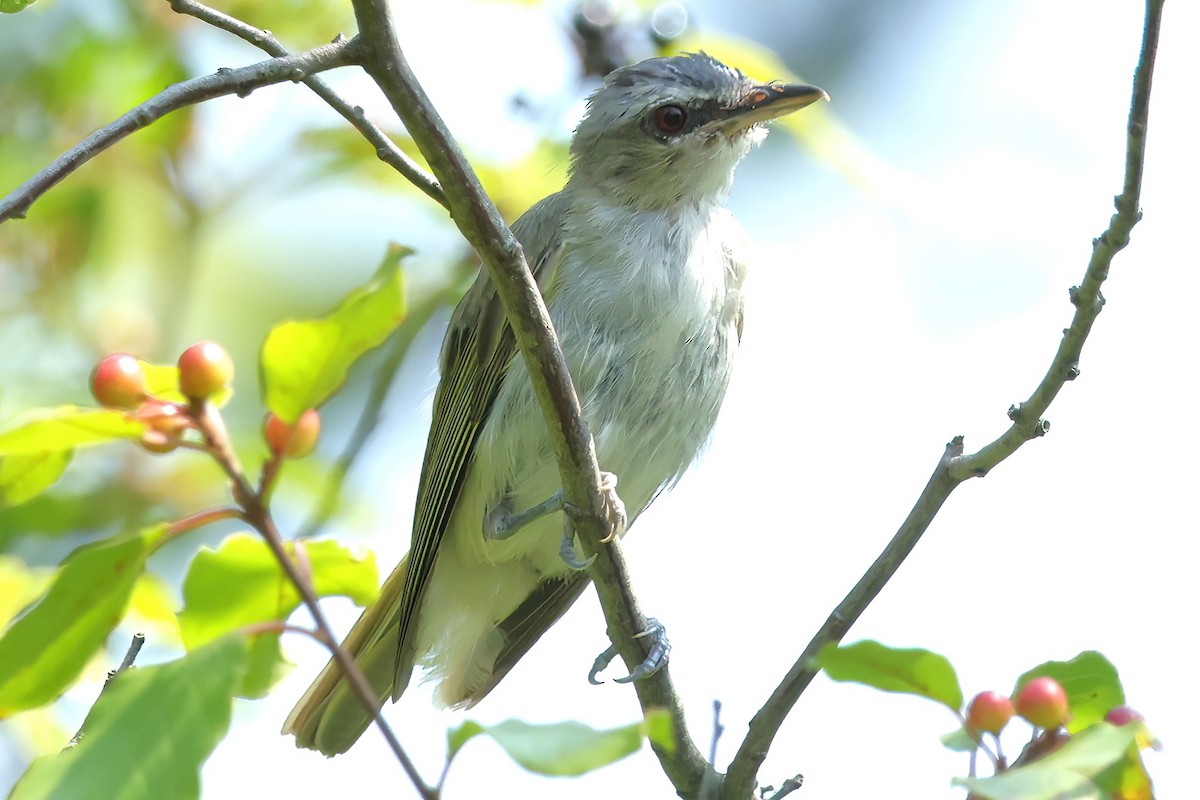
xmin=283 ymin=52 xmax=826 ymax=756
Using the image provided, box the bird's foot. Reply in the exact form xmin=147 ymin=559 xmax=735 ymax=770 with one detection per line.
xmin=562 ymin=471 xmax=626 ymax=542
xmin=588 ymin=618 xmax=670 ymax=685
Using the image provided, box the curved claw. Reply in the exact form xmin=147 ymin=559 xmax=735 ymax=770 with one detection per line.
xmin=560 ymin=522 xmax=596 ymax=571
xmin=597 ymin=471 xmax=627 ymax=543
xmin=589 ymin=618 xmax=671 ymax=686
xmin=588 ymin=643 xmax=619 ymax=685
xmin=614 ymin=618 xmax=670 ymax=683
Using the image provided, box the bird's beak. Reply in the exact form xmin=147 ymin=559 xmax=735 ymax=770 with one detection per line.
xmin=707 ymin=82 xmax=829 ymax=133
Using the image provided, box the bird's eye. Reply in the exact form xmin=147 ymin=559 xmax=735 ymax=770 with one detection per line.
xmin=653 ymin=104 xmax=687 ymax=134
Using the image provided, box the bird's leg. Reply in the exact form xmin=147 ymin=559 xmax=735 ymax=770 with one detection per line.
xmin=486 ymin=472 xmax=626 ymax=572
xmin=588 ymin=618 xmax=671 ymax=685
xmin=485 ymin=491 xmax=565 ymax=541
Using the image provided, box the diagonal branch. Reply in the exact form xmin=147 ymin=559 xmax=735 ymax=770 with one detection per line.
xmin=347 ymin=0 xmax=709 ymax=793
xmin=721 ymin=1 xmax=1164 ymax=796
xmin=166 ymin=0 xmax=447 ymax=210
xmin=0 ymin=38 xmax=359 ymax=225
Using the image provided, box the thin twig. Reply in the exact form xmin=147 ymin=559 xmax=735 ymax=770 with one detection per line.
xmin=722 ymin=1 xmax=1164 ymax=796
xmin=192 ymin=402 xmax=436 ymax=799
xmin=166 ymin=0 xmax=447 ymax=209
xmin=163 ymin=506 xmax=243 ymax=541
xmin=347 ymin=1 xmax=709 ymax=793
xmin=0 ymin=38 xmax=360 ymax=224
xmin=699 ymin=701 xmax=725 ymax=800
xmin=67 ymin=633 xmax=146 ymax=748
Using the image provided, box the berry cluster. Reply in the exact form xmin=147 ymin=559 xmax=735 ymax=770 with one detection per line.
xmin=89 ymin=342 xmax=320 ymax=459
xmin=963 ymin=675 xmax=1145 ymax=770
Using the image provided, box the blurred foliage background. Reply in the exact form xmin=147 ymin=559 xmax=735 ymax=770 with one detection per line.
xmin=0 ymin=0 xmax=850 ymax=784
xmin=3 ymin=0 xmax=1192 ymax=796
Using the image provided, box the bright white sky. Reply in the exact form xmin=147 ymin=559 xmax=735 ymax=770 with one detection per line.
xmin=117 ymin=0 xmax=1200 ymax=796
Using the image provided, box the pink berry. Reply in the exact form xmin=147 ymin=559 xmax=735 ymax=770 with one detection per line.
xmin=1105 ymin=705 xmax=1144 ymax=726
xmin=1015 ymin=677 xmax=1070 ymax=730
xmin=966 ymin=690 xmax=1015 ymax=735
xmin=264 ymin=409 xmax=321 ymax=458
xmin=90 ymin=354 xmax=147 ymax=409
xmin=177 ymin=341 xmax=233 ymax=400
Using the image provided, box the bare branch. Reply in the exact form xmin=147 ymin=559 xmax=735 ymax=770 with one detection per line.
xmin=347 ymin=0 xmax=710 ymax=793
xmin=722 ymin=1 xmax=1164 ymax=796
xmin=0 ymin=38 xmax=359 ymax=225
xmin=67 ymin=633 xmax=146 ymax=748
xmin=167 ymin=0 xmax=447 ymax=210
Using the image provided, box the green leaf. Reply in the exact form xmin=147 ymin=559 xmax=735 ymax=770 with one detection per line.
xmin=178 ymin=533 xmax=377 ymax=697
xmin=955 ymin=723 xmax=1142 ymax=800
xmin=940 ymin=725 xmax=981 ymax=752
xmin=1014 ymin=652 xmax=1124 ymax=734
xmin=0 ymin=451 xmax=72 ymax=507
xmin=0 ymin=407 xmax=146 ymax=455
xmin=9 ymin=635 xmax=250 ymax=800
xmin=0 ymin=0 xmax=38 ymax=13
xmin=260 ymin=248 xmax=408 ymax=423
xmin=459 ymin=718 xmax=653 ymax=777
xmin=447 ymin=720 xmax=487 ymax=762
xmin=814 ymin=640 xmax=964 ymax=711
xmin=0 ymin=526 xmax=164 ymax=717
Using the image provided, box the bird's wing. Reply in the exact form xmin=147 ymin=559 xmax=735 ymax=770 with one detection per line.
xmin=390 ymin=191 xmax=569 ymax=697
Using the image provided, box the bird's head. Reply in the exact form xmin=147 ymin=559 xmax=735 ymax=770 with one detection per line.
xmin=566 ymin=53 xmax=827 ymax=211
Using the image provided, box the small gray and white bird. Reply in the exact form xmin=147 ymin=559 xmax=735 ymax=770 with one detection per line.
xmin=284 ymin=52 xmax=826 ymax=755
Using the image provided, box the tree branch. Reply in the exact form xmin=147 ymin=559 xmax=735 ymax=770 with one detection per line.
xmin=0 ymin=38 xmax=359 ymax=225
xmin=347 ymin=0 xmax=709 ymax=793
xmin=722 ymin=1 xmax=1163 ymax=795
xmin=166 ymin=0 xmax=447 ymax=210
xmin=191 ymin=400 xmax=435 ymax=800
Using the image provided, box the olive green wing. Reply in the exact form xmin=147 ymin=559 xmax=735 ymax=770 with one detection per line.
xmin=390 ymin=191 xmax=569 ymax=697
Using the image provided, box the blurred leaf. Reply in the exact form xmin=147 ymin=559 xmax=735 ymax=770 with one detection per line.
xmin=127 ymin=573 xmax=182 ymax=644
xmin=1094 ymin=736 xmax=1155 ymax=800
xmin=1014 ymin=652 xmax=1124 ymax=734
xmin=449 ymin=717 xmax=657 ymax=777
xmin=178 ymin=533 xmax=377 ymax=697
xmin=955 ymin=723 xmax=1143 ymax=800
xmin=814 ymin=640 xmax=964 ymax=712
xmin=9 ymin=634 xmax=250 ymax=800
xmin=447 ymin=720 xmax=487 ymax=762
xmin=0 ymin=484 xmax=152 ymax=546
xmin=0 ymin=407 xmax=146 ymax=455
xmin=940 ymin=726 xmax=979 ymax=753
xmin=0 ymin=525 xmax=165 ymax=717
xmin=0 ymin=0 xmax=38 ymax=12
xmin=0 ymin=556 xmax=52 ymax=630
xmin=261 ymin=248 xmax=408 ymax=423
xmin=0 ymin=451 xmax=72 ymax=507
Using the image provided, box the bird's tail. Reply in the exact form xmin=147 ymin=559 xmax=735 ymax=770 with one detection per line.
xmin=282 ymin=554 xmax=412 ymax=756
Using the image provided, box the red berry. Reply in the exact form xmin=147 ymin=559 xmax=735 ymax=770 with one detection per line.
xmin=90 ymin=354 xmax=147 ymax=409
xmin=264 ymin=409 xmax=320 ymax=458
xmin=966 ymin=690 xmax=1015 ymax=736
xmin=1105 ymin=705 xmax=1144 ymax=726
xmin=177 ymin=341 xmax=233 ymax=400
xmin=1015 ymin=676 xmax=1070 ymax=730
